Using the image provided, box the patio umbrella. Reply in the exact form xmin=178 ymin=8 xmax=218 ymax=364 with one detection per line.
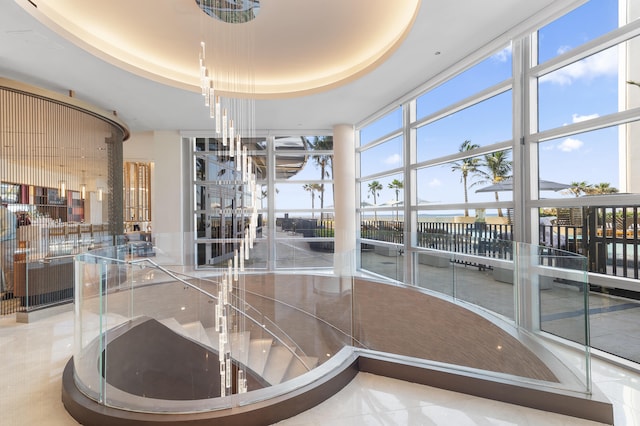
xmin=475 ymin=177 xmax=570 ymax=193
xmin=379 ymin=199 xmax=403 ymax=207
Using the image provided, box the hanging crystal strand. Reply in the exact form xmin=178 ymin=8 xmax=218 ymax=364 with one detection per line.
xmin=209 ymin=83 xmax=215 ymax=118
xmin=238 ymin=369 xmax=247 ymax=393
xmin=222 ymin=109 xmax=228 ymax=146
xmin=233 ymin=249 xmax=238 ymax=282
xmin=229 ymin=119 xmax=235 ymax=157
xmin=236 ymin=138 xmax=242 ymax=170
xmin=204 ymin=75 xmax=211 ymax=107
xmin=199 ymin=42 xmax=207 ymax=97
xmin=215 ymin=96 xmax=221 ymax=134
xmin=244 ymin=228 xmax=250 ymax=260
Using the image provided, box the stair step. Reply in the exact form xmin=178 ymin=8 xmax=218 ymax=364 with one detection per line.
xmin=159 ymin=318 xmax=212 ymax=348
xmin=204 ymin=329 xmax=251 ymax=365
xmin=204 ymin=327 xmax=220 ymax=351
xmin=262 ymin=345 xmax=294 ymax=385
xmin=229 ymin=331 xmax=250 ymax=367
xmin=182 ymin=321 xmax=213 ymax=347
xmin=248 ymin=338 xmax=273 ymax=375
xmin=283 ymin=355 xmax=319 ymax=382
xmin=159 ymin=317 xmax=186 ymax=335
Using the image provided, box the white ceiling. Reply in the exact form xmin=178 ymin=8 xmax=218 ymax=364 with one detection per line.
xmin=0 ymin=0 xmax=579 ymax=134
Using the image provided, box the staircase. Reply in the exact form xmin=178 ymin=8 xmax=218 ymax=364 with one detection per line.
xmin=159 ymin=318 xmax=318 ymax=386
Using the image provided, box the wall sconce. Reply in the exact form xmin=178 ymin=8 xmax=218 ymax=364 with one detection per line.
xmin=97 ymin=187 xmax=103 ymax=202
xmin=59 ymin=180 xmax=66 ymax=198
xmin=81 ymin=184 xmax=86 ymax=200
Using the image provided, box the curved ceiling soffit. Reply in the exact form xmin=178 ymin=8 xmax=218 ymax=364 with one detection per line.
xmin=20 ymin=0 xmax=422 ymax=99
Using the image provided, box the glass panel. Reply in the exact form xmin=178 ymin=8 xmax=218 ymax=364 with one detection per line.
xmin=356 ymin=240 xmax=589 ymax=394
xmin=538 ymin=0 xmax=619 ymax=64
xmin=417 ymin=90 xmax=512 ymax=162
xmin=76 ymin=244 xmax=351 ymax=411
xmin=359 ymin=107 xmax=402 ymax=147
xmin=251 ymin=153 xmax=267 ymax=181
xmin=517 ymin=243 xmax=590 ymax=391
xmin=275 ymin=183 xmax=335 ymax=212
xmin=360 ymin=135 xmax=403 ymax=178
xmin=538 ymin=41 xmax=633 ymax=132
xmin=360 ymin=242 xmax=404 ymax=282
xmin=360 ymin=219 xmax=404 ymax=244
xmin=415 ymin=209 xmax=514 ymax=250
xmin=414 ymin=248 xmax=454 ymax=296
xmin=276 ymin=135 xmax=332 ymax=180
xmin=275 ymin=240 xmax=334 ymax=269
xmin=274 ymin=153 xmax=333 ymax=182
xmin=417 ymin=45 xmax=512 ymax=119
xmin=360 ymin=174 xmax=404 ymax=214
xmin=253 ymin=182 xmax=269 ymax=211
xmin=538 ymin=125 xmax=629 ymax=198
xmin=416 ymin=151 xmax=514 ymax=207
xmin=450 ymin=239 xmax=515 ymax=320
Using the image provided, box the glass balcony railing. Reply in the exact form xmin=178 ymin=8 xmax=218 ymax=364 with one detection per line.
xmin=70 ymin=233 xmax=593 ymax=417
xmin=73 ymin=245 xmax=354 ymax=412
xmin=360 ymin=235 xmax=590 ymax=395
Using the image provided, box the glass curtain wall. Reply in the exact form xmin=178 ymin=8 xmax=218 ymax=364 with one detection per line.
xmin=357 ymin=108 xmax=405 ymax=281
xmin=357 ymin=0 xmax=640 ymax=283
xmin=531 ymin=0 xmax=640 ymax=282
xmin=192 ymin=135 xmax=334 ymax=270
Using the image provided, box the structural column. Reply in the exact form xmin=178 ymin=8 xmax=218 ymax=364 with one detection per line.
xmin=332 ymin=124 xmax=356 ymax=275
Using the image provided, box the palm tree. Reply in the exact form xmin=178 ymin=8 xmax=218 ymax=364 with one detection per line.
xmin=565 ymin=181 xmax=592 ymax=197
xmin=258 ymin=186 xmax=278 ymax=209
xmin=450 ymin=140 xmax=480 ymax=217
xmin=303 ymin=183 xmax=322 ymax=218
xmin=474 ymin=150 xmax=512 ymax=217
xmin=388 ymin=179 xmax=403 ymax=221
xmin=305 ymin=136 xmax=333 ymax=220
xmin=587 ymin=182 xmax=619 ymax=195
xmin=367 ymin=180 xmax=383 ymax=221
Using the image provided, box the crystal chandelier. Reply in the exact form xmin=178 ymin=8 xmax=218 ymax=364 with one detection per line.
xmin=196 ymin=0 xmax=261 ymax=398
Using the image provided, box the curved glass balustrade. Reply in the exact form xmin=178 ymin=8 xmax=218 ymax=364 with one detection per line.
xmin=72 ymin=233 xmax=590 ymax=415
xmin=73 ymin=243 xmax=354 ymax=412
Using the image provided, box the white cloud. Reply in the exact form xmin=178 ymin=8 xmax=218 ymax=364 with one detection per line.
xmin=428 ymin=178 xmax=442 ymax=187
xmin=558 ymin=137 xmax=584 ymax=152
xmin=492 ymin=44 xmax=512 ymax=62
xmin=572 ymin=113 xmax=599 ymax=123
xmin=557 ymin=45 xmax=572 ymax=55
xmin=384 ymin=153 xmax=401 ymax=165
xmin=539 ymin=47 xmax=617 ymax=86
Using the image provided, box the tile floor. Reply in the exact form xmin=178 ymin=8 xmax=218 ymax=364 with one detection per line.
xmin=1 ymin=310 xmax=640 ymax=425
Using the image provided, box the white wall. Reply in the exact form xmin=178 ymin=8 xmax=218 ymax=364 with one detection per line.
xmin=124 ymin=130 xmax=185 ymax=265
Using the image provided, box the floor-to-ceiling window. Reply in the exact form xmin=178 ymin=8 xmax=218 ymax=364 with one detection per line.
xmin=357 ymin=0 xmax=640 ymax=291
xmin=191 ymin=134 xmax=334 ymax=270
xmin=530 ymin=0 xmax=640 ymax=281
xmin=357 ymin=107 xmax=405 ymax=281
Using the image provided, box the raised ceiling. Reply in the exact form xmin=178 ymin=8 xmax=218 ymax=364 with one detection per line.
xmin=27 ymin=0 xmax=421 ymax=97
xmin=0 ymin=0 xmax=579 ymax=132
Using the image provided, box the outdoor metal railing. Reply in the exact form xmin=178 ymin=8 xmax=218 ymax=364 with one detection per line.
xmin=359 ymin=205 xmax=640 ymax=281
